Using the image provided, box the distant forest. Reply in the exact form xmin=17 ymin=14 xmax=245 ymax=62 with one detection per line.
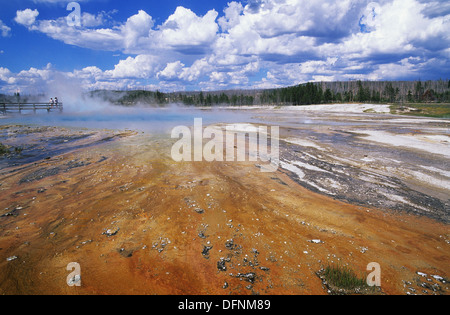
xmin=89 ymin=80 xmax=450 ymax=107
xmin=2 ymin=80 xmax=449 ymax=107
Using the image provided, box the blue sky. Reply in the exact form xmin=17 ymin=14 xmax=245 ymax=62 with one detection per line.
xmin=0 ymin=0 xmax=449 ymax=94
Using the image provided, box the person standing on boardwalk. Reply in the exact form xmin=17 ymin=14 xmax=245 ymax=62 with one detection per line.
xmin=50 ymin=98 xmax=54 ymax=108
xmin=55 ymin=97 xmax=58 ymax=108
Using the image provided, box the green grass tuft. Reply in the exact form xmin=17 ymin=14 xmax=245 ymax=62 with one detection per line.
xmin=390 ymin=103 xmax=450 ymax=118
xmin=0 ymin=143 xmax=9 ymax=155
xmin=323 ymin=264 xmax=367 ymax=290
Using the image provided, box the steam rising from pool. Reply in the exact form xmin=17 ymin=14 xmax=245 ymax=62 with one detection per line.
xmin=1 ymin=77 xmax=259 ymax=133
xmin=1 ymin=94 xmax=255 ymax=134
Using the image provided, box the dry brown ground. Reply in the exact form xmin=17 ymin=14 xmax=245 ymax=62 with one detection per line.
xmin=0 ymin=132 xmax=448 ymax=295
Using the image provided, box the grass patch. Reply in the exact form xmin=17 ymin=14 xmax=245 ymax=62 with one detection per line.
xmin=390 ymin=103 xmax=450 ymax=118
xmin=0 ymin=143 xmax=9 ymax=155
xmin=0 ymin=143 xmax=23 ymax=155
xmin=323 ymin=264 xmax=367 ymax=289
xmin=318 ymin=264 xmax=382 ymax=295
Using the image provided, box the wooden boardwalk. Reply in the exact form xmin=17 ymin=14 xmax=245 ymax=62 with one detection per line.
xmin=1 ymin=103 xmax=63 ymax=114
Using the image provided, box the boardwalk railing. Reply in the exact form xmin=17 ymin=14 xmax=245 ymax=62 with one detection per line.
xmin=0 ymin=103 xmax=63 ymax=114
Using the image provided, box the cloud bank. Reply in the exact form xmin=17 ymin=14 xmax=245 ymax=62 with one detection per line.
xmin=1 ymin=0 xmax=449 ymax=94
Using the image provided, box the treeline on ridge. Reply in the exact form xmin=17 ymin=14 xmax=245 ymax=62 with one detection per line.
xmin=90 ymin=79 xmax=450 ymax=106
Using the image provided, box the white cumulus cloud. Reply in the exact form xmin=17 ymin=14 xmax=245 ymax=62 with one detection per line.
xmin=106 ymin=55 xmax=161 ymax=79
xmin=15 ymin=9 xmax=39 ymax=26
xmin=0 ymin=20 xmax=11 ymax=37
xmin=4 ymin=0 xmax=450 ymax=93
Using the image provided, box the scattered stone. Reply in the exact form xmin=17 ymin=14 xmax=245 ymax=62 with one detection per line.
xmin=6 ymin=256 xmax=17 ymax=262
xmin=225 ymin=239 xmax=236 ymax=250
xmin=235 ymin=272 xmax=257 ymax=284
xmin=118 ymin=248 xmax=133 ymax=258
xmin=152 ymin=237 xmax=171 ymax=253
xmin=103 ymin=228 xmax=119 ymax=237
xmin=160 ymin=238 xmax=170 ymax=248
xmin=202 ymin=245 xmax=213 ymax=259
xmin=195 ymin=208 xmax=205 ymax=214
xmin=217 ymin=258 xmax=228 ymax=271
xmin=417 ymin=271 xmax=427 ymax=277
xmin=432 ymin=275 xmax=445 ymax=283
xmin=1 ymin=211 xmax=16 ymax=218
